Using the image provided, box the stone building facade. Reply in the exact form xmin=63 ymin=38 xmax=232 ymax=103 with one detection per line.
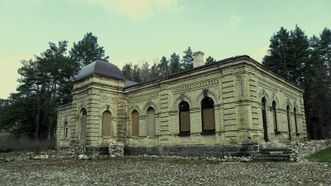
xmin=57 ymin=53 xmax=306 ymax=156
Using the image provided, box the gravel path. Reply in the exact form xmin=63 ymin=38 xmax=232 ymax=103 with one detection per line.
xmin=0 ymin=157 xmax=330 ymax=185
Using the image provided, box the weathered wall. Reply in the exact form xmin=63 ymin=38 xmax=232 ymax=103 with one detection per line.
xmin=57 ymin=75 xmax=125 ymax=147
xmin=56 ymin=57 xmax=307 ymax=152
xmin=124 ymin=59 xmax=306 ymax=149
xmin=246 ymin=62 xmax=306 ymax=143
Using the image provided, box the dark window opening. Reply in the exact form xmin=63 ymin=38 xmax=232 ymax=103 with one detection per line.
xmin=179 ymin=101 xmax=190 ymax=136
xmin=132 ymin=110 xmax=139 ymax=137
xmin=294 ymin=108 xmax=299 ymax=136
xmin=287 ymin=105 xmax=292 ymax=141
xmin=272 ymin=101 xmax=280 ymax=135
xmin=261 ymin=97 xmax=269 ymax=142
xmin=201 ymin=97 xmax=215 ymax=135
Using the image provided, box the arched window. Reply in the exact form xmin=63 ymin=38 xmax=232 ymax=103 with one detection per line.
xmin=261 ymin=97 xmax=269 ymax=142
xmin=80 ymin=108 xmax=87 ymax=145
xmin=294 ymin=108 xmax=298 ymax=136
xmin=64 ymin=121 xmax=69 ymax=139
xmin=201 ymin=97 xmax=215 ymax=134
xmin=147 ymin=107 xmax=155 ymax=138
xmin=179 ymin=101 xmax=190 ymax=136
xmin=102 ymin=111 xmax=112 ymax=137
xmin=287 ymin=105 xmax=292 ymax=141
xmin=132 ymin=110 xmax=139 ymax=136
xmin=272 ymin=101 xmax=279 ymax=135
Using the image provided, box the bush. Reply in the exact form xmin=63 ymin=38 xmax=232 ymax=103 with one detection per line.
xmin=0 ymin=135 xmax=55 ymax=153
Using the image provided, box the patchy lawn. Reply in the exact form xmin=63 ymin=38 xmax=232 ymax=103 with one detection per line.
xmin=307 ymin=147 xmax=331 ymax=162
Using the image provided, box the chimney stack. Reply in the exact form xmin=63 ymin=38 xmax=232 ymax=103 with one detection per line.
xmin=192 ymin=51 xmax=204 ymax=68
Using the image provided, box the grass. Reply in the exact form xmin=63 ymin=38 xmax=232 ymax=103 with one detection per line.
xmin=307 ymin=147 xmax=331 ymax=162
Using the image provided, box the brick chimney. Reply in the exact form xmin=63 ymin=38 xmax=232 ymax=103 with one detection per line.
xmin=192 ymin=51 xmax=204 ymax=68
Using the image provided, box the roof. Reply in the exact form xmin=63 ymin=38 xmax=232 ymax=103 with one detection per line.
xmin=124 ymin=55 xmax=303 ymax=91
xmin=75 ymin=60 xmax=125 ymax=82
xmin=124 ymin=80 xmax=138 ymax=87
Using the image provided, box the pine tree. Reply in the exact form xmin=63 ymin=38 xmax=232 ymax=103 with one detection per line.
xmin=132 ymin=64 xmax=141 ymax=82
xmin=140 ymin=62 xmax=150 ymax=82
xmin=263 ymin=26 xmax=331 ymax=139
xmin=263 ymin=27 xmax=291 ymax=80
xmin=150 ymin=63 xmax=159 ymax=80
xmin=122 ymin=63 xmax=133 ymax=80
xmin=70 ymin=32 xmax=109 ymax=69
xmin=319 ymin=28 xmax=331 ymax=79
xmin=182 ymin=47 xmax=194 ymax=70
xmin=288 ymin=26 xmax=309 ymax=85
xmin=159 ymin=56 xmax=169 ymax=76
xmin=169 ymin=53 xmax=181 ymax=74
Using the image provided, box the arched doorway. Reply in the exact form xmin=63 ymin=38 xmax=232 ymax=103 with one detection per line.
xmin=132 ymin=110 xmax=139 ymax=136
xmin=179 ymin=101 xmax=190 ymax=135
xmin=80 ymin=108 xmax=87 ymax=145
xmin=102 ymin=111 xmax=112 ymax=137
xmin=201 ymin=97 xmax=215 ymax=134
xmin=261 ymin=97 xmax=269 ymax=142
xmin=147 ymin=107 xmax=155 ymax=138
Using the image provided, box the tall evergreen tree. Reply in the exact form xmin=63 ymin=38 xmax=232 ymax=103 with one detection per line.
xmin=169 ymin=53 xmax=181 ymax=74
xmin=70 ymin=32 xmax=109 ymax=69
xmin=263 ymin=27 xmax=291 ymax=80
xmin=132 ymin=64 xmax=141 ymax=82
xmin=122 ymin=63 xmax=133 ymax=80
xmin=319 ymin=28 xmax=331 ymax=78
xmin=288 ymin=26 xmax=310 ymax=85
xmin=150 ymin=63 xmax=159 ymax=80
xmin=182 ymin=47 xmax=194 ymax=70
xmin=6 ymin=41 xmax=76 ymax=140
xmin=263 ymin=26 xmax=331 ymax=139
xmin=140 ymin=62 xmax=150 ymax=82
xmin=159 ymin=56 xmax=169 ymax=76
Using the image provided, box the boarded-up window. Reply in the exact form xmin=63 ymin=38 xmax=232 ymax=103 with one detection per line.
xmin=287 ymin=105 xmax=292 ymax=141
xmin=261 ymin=97 xmax=269 ymax=142
xmin=179 ymin=101 xmax=190 ymax=135
xmin=147 ymin=107 xmax=155 ymax=138
xmin=64 ymin=121 xmax=69 ymax=139
xmin=80 ymin=108 xmax=87 ymax=145
xmin=294 ymin=108 xmax=298 ymax=135
xmin=132 ymin=110 xmax=139 ymax=136
xmin=272 ymin=101 xmax=279 ymax=134
xmin=102 ymin=111 xmax=112 ymax=137
xmin=201 ymin=97 xmax=215 ymax=134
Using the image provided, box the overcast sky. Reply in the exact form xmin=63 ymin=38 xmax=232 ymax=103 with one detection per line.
xmin=0 ymin=0 xmax=330 ymax=99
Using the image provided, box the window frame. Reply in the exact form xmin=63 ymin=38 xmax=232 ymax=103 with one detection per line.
xmin=201 ymin=96 xmax=216 ymax=135
xmin=178 ymin=101 xmax=190 ymax=136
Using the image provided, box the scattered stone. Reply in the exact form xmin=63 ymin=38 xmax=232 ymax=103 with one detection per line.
xmin=239 ymin=157 xmax=252 ymax=162
xmin=0 ymin=158 xmax=330 ymax=185
xmin=78 ymin=154 xmax=90 ymax=160
xmin=33 ymin=154 xmax=49 ymax=160
xmin=108 ymin=139 xmax=124 ymax=157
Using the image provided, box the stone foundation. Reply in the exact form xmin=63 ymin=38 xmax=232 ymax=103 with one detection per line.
xmin=125 ymin=144 xmax=259 ymax=158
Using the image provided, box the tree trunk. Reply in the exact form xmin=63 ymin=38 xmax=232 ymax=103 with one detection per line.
xmin=34 ymin=104 xmax=41 ymax=140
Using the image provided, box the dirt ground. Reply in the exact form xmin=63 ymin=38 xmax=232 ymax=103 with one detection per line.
xmin=0 ymin=157 xmax=330 ymax=185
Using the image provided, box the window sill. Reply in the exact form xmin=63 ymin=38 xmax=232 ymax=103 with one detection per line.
xmin=178 ymin=133 xmax=191 ymax=137
xmin=201 ymin=131 xmax=216 ymax=135
xmin=274 ymin=130 xmax=281 ymax=135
